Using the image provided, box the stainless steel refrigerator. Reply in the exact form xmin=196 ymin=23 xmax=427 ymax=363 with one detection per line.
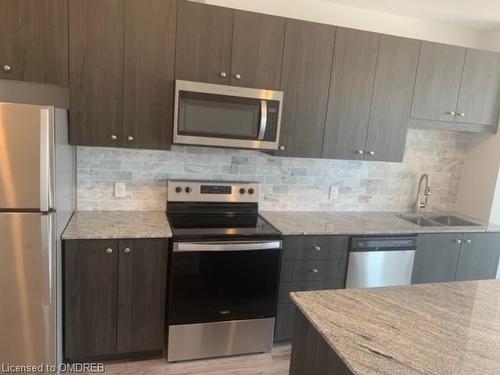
xmin=0 ymin=82 xmax=75 ymax=372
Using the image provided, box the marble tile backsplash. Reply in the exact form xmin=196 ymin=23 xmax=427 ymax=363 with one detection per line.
xmin=77 ymin=128 xmax=467 ymax=212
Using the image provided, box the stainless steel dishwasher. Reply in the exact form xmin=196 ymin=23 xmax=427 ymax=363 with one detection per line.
xmin=346 ymin=237 xmax=416 ymax=288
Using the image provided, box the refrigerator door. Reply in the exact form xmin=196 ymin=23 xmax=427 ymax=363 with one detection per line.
xmin=0 ymin=212 xmax=57 ymax=371
xmin=0 ymin=103 xmax=54 ymax=211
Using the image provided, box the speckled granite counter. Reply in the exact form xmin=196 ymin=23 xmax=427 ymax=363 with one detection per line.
xmin=291 ymin=280 xmax=500 ymax=374
xmin=261 ymin=211 xmax=500 ymax=235
xmin=62 ymin=211 xmax=172 ymax=239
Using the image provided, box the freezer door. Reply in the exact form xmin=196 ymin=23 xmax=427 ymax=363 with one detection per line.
xmin=0 ymin=213 xmax=57 ymax=371
xmin=0 ymin=103 xmax=54 ymax=211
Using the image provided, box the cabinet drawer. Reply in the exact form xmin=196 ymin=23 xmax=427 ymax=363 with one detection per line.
xmin=280 ymin=259 xmax=347 ymax=282
xmin=282 ymin=236 xmax=348 ymax=260
xmin=274 ymin=303 xmax=296 ymax=342
xmin=278 ymin=279 xmax=344 ymax=304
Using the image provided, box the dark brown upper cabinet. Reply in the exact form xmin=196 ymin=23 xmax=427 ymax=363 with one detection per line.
xmin=322 ymin=31 xmax=419 ymax=162
xmin=69 ymin=0 xmax=125 ymax=147
xmin=123 ymin=0 xmax=177 ymax=150
xmin=175 ymin=0 xmax=233 ymax=85
xmin=322 ymin=28 xmax=379 ymax=160
xmin=175 ymin=1 xmax=285 ymax=89
xmin=230 ymin=11 xmax=285 ymax=90
xmin=69 ymin=0 xmax=177 ymax=150
xmin=277 ymin=19 xmax=336 ymax=158
xmin=410 ymin=42 xmax=500 ymax=133
xmin=364 ymin=35 xmax=420 ymax=162
xmin=0 ymin=0 xmax=68 ymax=85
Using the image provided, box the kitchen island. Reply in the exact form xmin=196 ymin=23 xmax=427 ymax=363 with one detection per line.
xmin=289 ymin=280 xmax=500 ymax=374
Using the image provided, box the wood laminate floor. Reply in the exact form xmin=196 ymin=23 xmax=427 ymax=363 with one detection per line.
xmin=102 ymin=344 xmax=291 ymax=375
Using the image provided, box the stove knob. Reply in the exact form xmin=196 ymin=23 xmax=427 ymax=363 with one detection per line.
xmin=175 ymin=186 xmax=182 ymax=193
xmin=239 ymin=188 xmax=246 ymax=194
xmin=248 ymin=188 xmax=255 ymax=195
xmin=185 ymin=187 xmax=192 ymax=193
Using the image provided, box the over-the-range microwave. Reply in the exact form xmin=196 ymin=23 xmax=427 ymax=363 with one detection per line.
xmin=173 ymin=80 xmax=283 ymax=150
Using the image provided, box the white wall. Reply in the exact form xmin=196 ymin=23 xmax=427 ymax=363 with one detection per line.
xmin=196 ymin=0 xmax=494 ymax=50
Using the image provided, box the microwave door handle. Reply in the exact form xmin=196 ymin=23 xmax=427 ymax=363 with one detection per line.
xmin=258 ymin=100 xmax=267 ymax=140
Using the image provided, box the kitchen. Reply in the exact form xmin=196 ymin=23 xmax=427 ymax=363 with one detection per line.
xmin=1 ymin=0 xmax=500 ymax=374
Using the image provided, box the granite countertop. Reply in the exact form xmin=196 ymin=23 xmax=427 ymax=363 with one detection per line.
xmin=291 ymin=280 xmax=500 ymax=375
xmin=261 ymin=211 xmax=500 ymax=235
xmin=62 ymin=211 xmax=172 ymax=240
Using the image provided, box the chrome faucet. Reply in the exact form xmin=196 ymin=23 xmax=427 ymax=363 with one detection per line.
xmin=415 ymin=174 xmax=431 ymax=213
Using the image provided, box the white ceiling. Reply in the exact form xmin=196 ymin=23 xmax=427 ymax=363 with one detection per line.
xmin=322 ymin=0 xmax=500 ymax=30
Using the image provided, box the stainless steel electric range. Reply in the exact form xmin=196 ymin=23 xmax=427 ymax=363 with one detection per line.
xmin=165 ymin=180 xmax=282 ymax=362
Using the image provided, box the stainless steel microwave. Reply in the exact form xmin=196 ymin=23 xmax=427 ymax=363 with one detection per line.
xmin=173 ymin=80 xmax=283 ymax=150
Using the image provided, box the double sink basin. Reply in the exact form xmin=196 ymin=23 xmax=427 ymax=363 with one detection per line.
xmin=399 ymin=214 xmax=482 ymax=227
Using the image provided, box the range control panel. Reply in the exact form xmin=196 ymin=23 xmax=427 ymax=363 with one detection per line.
xmin=167 ymin=180 xmax=260 ymax=203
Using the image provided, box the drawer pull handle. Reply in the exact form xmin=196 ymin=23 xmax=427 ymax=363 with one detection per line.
xmin=311 ymin=268 xmax=319 ymax=274
xmin=314 ymin=246 xmax=321 ymax=252
xmin=106 ymin=248 xmax=113 ymax=254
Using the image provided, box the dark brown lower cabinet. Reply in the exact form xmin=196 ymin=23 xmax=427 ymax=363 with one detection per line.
xmin=274 ymin=235 xmax=348 ymax=342
xmin=64 ymin=238 xmax=168 ymax=361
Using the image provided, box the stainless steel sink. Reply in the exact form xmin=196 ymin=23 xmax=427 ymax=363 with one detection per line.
xmin=425 ymin=215 xmax=482 ymax=227
xmin=398 ymin=215 xmax=443 ymax=227
xmin=398 ymin=214 xmax=482 ymax=227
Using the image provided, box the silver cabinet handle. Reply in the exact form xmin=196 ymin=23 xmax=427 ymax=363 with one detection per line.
xmin=2 ymin=64 xmax=12 ymax=72
xmin=220 ymin=72 xmax=227 ymax=78
xmin=355 ymin=150 xmax=364 ymax=155
xmin=234 ymin=73 xmax=241 ymax=79
xmin=314 ymin=245 xmax=321 ymax=252
xmin=111 ymin=134 xmax=118 ymax=141
xmin=367 ymin=151 xmax=375 ymax=156
xmin=311 ymin=268 xmax=319 ymax=274
xmin=446 ymin=111 xmax=456 ymax=116
xmin=106 ymin=248 xmax=113 ymax=254
xmin=127 ymin=136 xmax=134 ymax=142
xmin=279 ymin=145 xmax=285 ymax=151
xmin=455 ymin=239 xmax=462 ymax=244
xmin=458 ymin=112 xmax=465 ymax=117
xmin=124 ymin=247 xmax=131 ymax=253
xmin=465 ymin=239 xmax=472 ymax=244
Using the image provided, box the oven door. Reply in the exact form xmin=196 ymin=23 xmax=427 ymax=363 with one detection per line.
xmin=168 ymin=240 xmax=282 ymax=325
xmin=174 ymin=80 xmax=283 ymax=150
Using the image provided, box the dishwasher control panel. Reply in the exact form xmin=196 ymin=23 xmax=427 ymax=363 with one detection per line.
xmin=351 ymin=236 xmax=417 ymax=251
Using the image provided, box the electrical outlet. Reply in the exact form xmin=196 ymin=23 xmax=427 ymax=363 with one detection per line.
xmin=329 ymin=186 xmax=338 ymax=200
xmin=115 ymin=182 xmax=127 ymax=198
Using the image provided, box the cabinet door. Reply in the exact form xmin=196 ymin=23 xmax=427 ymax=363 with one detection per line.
xmin=278 ymin=20 xmax=335 ymax=158
xmin=322 ymin=28 xmax=379 ymax=160
xmin=412 ymin=234 xmax=462 ymax=284
xmin=69 ymin=0 xmax=124 ymax=147
xmin=230 ymin=10 xmax=285 ymax=90
xmin=64 ymin=240 xmax=118 ymax=360
xmin=175 ymin=0 xmax=233 ymax=84
xmin=123 ymin=0 xmax=177 ymax=150
xmin=410 ymin=41 xmax=465 ymax=122
xmin=117 ymin=239 xmax=168 ymax=353
xmin=455 ymin=233 xmax=500 ymax=282
xmin=455 ymin=49 xmax=500 ymax=129
xmin=0 ymin=0 xmax=68 ymax=85
xmin=364 ymin=36 xmax=420 ymax=162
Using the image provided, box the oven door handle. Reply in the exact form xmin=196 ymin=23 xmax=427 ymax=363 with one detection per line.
xmin=174 ymin=240 xmax=282 ymax=252
xmin=258 ymin=100 xmax=268 ymax=141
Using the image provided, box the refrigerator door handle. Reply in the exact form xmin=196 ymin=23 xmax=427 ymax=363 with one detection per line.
xmin=39 ymin=107 xmax=55 ymax=212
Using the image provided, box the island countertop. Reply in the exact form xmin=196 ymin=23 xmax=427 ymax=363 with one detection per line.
xmin=62 ymin=211 xmax=172 ymax=239
xmin=261 ymin=210 xmax=500 ymax=235
xmin=290 ymin=280 xmax=500 ymax=374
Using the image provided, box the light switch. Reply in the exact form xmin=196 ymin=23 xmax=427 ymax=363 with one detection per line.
xmin=329 ymin=186 xmax=338 ymax=200
xmin=115 ymin=182 xmax=127 ymax=198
